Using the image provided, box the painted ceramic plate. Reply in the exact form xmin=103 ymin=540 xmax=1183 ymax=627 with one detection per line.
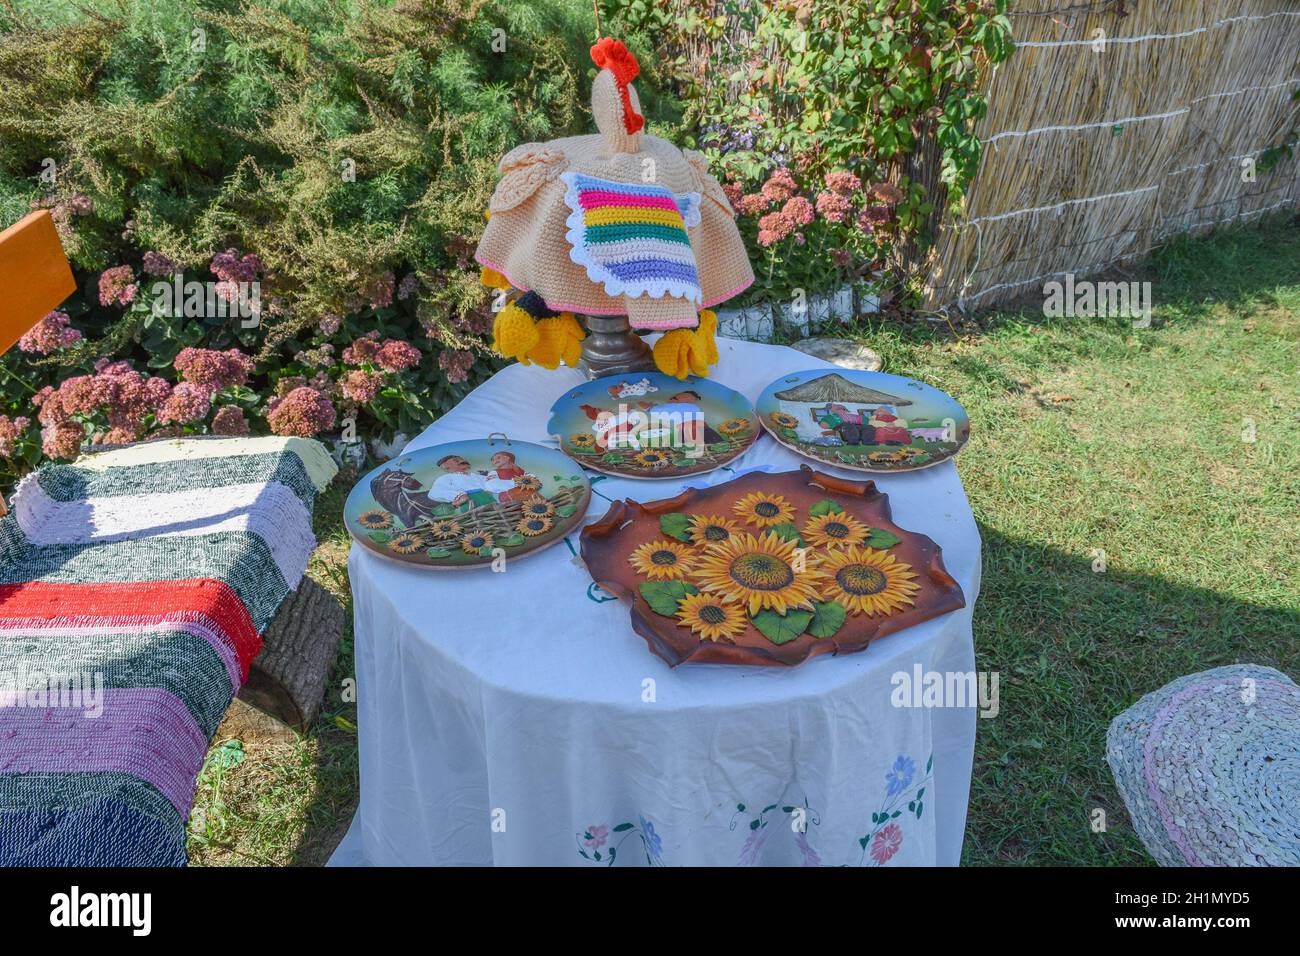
xmin=345 ymin=437 xmax=591 ymax=569
xmin=755 ymin=368 xmax=970 ymax=473
xmin=548 ymin=372 xmax=759 ymax=479
xmin=580 ymin=465 xmax=966 ymax=667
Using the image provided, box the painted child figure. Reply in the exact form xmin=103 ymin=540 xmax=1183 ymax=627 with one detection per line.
xmin=489 ymin=450 xmax=538 ymax=502
xmin=654 ymin=389 xmax=723 ymax=452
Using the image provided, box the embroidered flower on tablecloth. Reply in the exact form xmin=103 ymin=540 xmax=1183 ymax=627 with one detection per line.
xmin=794 ymin=829 xmax=822 ymax=867
xmin=583 ymin=824 xmax=609 ymax=850
xmin=885 ymin=754 xmax=916 ymax=797
xmin=639 ymin=815 xmax=663 ymax=863
xmin=870 ymin=822 xmax=904 ymax=865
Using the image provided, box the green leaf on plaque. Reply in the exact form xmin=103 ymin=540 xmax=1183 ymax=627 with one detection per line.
xmin=807 ymin=600 xmax=847 ymax=638
xmin=809 ymin=498 xmax=845 ymax=516
xmin=751 ymin=608 xmax=814 ymax=645
xmin=639 ymin=580 xmax=699 ymax=617
xmin=864 ymin=528 xmax=902 ymax=549
xmin=659 ymin=512 xmax=693 ymax=542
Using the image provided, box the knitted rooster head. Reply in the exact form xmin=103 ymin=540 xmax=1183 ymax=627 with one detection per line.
xmin=477 ymin=38 xmax=754 ymax=379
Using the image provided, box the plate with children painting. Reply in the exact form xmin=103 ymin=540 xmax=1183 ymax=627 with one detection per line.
xmin=344 ymin=436 xmax=591 ymax=569
xmin=755 ymin=369 xmax=970 ymax=473
xmin=548 ymin=372 xmax=760 ymax=479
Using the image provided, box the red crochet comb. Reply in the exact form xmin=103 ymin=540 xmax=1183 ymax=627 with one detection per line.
xmin=591 ymin=37 xmax=644 ymax=135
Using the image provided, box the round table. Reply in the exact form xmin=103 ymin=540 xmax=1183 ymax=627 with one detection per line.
xmin=329 ymin=338 xmax=982 ymax=867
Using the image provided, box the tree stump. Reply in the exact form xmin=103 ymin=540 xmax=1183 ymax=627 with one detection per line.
xmin=237 ymin=577 xmax=345 ymax=732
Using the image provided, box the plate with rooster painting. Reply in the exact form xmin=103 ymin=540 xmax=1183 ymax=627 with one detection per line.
xmin=344 ymin=436 xmax=590 ymax=569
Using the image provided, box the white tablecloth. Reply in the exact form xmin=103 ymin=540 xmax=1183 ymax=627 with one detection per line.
xmin=329 ymin=338 xmax=981 ymax=867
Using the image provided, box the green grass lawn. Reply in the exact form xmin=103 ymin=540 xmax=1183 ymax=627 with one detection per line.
xmin=188 ymin=214 xmax=1300 ymax=866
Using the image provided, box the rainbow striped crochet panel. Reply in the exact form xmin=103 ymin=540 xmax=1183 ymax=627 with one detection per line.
xmin=561 ymin=172 xmax=702 ymax=305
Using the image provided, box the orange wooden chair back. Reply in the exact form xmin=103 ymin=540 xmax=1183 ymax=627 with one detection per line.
xmin=0 ymin=210 xmax=76 ymax=515
xmin=0 ymin=210 xmax=77 ymax=355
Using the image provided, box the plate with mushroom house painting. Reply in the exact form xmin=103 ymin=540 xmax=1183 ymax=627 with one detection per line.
xmin=580 ymin=465 xmax=966 ymax=667
xmin=345 ymin=436 xmax=591 ymax=569
xmin=548 ymin=372 xmax=759 ymax=479
xmin=755 ymin=368 xmax=970 ymax=473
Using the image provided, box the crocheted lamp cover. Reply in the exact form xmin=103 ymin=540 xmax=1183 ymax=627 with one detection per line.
xmin=474 ymin=39 xmax=753 ymax=332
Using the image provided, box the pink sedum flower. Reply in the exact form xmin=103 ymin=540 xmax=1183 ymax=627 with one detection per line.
xmin=823 ymin=171 xmax=862 ymax=195
xmin=211 ymin=405 xmax=251 ymax=436
xmin=42 ymin=421 xmax=85 ymax=460
xmin=18 ymin=311 xmax=82 ymax=355
xmin=210 ymin=248 xmax=262 ymax=284
xmin=158 ymin=382 xmax=211 ymax=425
xmin=142 ymin=251 xmax=179 ymax=276
xmin=266 ymin=386 xmax=337 ymax=438
xmin=736 ymin=193 xmax=770 ymax=216
xmin=815 ymin=190 xmax=852 ymax=223
xmin=757 ymin=210 xmax=795 ymax=247
xmin=438 ymin=349 xmax=474 ymax=385
xmin=341 ymin=369 xmax=383 ymax=404
xmin=0 ymin=415 xmax=31 ymax=459
xmin=98 ymin=266 xmax=138 ymax=307
xmin=173 ymin=347 xmax=254 ymax=396
xmin=342 ymin=331 xmax=382 ymax=366
xmin=782 ymin=195 xmax=814 ymax=226
xmin=760 ymin=168 xmax=797 ymax=204
xmin=376 ymin=339 xmax=421 ymax=372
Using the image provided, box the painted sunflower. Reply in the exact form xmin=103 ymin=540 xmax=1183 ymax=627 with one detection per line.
xmin=358 ymin=509 xmax=393 ymax=530
xmin=514 ymin=474 xmax=543 ymax=491
xmin=768 ymin=411 xmax=800 ymax=429
xmin=676 ymin=592 xmax=748 ymax=643
xmin=634 ymin=449 xmax=673 ymax=469
xmin=517 ymin=515 xmax=553 ymax=537
xmin=819 ymin=546 xmax=920 ymax=617
xmin=732 ymin=491 xmax=796 ymax=528
xmin=461 ymin=532 xmax=495 ymax=554
xmin=690 ymin=531 xmax=826 ymax=616
xmin=686 ymin=513 xmax=741 ymax=546
xmin=802 ymin=511 xmax=871 ymax=549
xmin=628 ymin=539 xmax=696 ymax=580
xmin=569 ymin=433 xmax=597 ymax=450
xmin=899 ymin=446 xmax=925 ymax=457
xmin=427 ymin=518 xmax=462 ymax=539
xmin=717 ymin=417 xmax=751 ymax=436
xmin=389 ymin=533 xmax=424 ymax=555
xmin=868 ymin=451 xmax=905 ymax=464
xmin=520 ymin=497 xmax=556 ymax=518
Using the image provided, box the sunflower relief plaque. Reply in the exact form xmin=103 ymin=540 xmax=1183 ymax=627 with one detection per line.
xmin=579 ymin=465 xmax=965 ymax=666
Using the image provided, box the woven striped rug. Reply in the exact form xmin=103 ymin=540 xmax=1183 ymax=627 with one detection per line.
xmin=0 ymin=436 xmax=336 ymax=865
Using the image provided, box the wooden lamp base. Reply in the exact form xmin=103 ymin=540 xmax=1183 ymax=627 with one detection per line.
xmin=578 ymin=314 xmax=657 ymax=380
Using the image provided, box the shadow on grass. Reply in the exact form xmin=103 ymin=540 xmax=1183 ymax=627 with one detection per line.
xmin=965 ymin=525 xmax=1300 ymax=866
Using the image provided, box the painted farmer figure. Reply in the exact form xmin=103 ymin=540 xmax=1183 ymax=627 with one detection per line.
xmin=429 ymin=455 xmax=514 ymax=512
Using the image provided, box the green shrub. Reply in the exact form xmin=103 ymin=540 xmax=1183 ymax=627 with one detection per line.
xmin=0 ymin=0 xmax=677 ymax=481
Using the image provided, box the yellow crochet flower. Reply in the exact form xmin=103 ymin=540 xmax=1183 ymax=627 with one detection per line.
xmin=527 ymin=313 xmax=585 ymax=370
xmin=653 ymin=328 xmax=706 ymax=379
xmin=652 ymin=309 xmax=720 ymax=379
xmin=492 ymin=301 xmax=540 ymax=362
